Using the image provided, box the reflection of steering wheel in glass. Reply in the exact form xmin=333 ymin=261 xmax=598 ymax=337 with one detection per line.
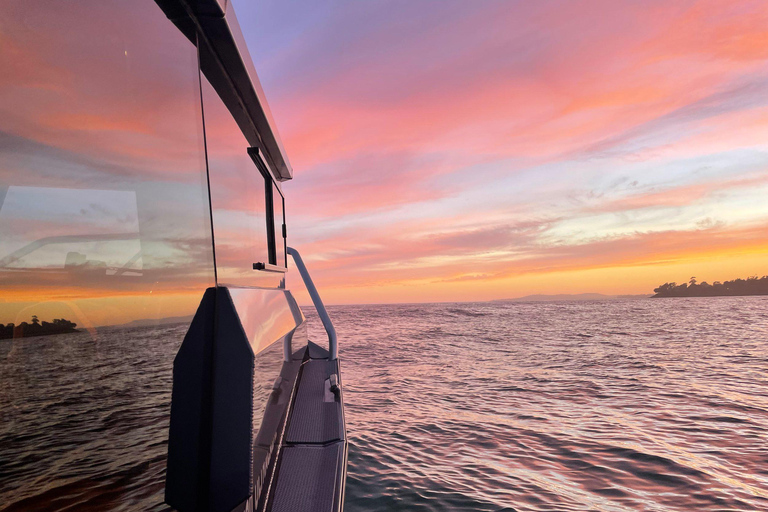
xmin=0 ymin=234 xmax=142 ymax=275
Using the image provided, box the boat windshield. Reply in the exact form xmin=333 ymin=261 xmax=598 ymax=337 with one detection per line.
xmin=0 ymin=1 xmax=293 ymax=509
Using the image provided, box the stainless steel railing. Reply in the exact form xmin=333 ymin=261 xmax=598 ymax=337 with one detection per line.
xmin=287 ymin=246 xmax=338 ymax=360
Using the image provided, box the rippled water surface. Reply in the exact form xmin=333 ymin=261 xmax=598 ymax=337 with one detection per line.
xmin=2 ymin=298 xmax=768 ymax=511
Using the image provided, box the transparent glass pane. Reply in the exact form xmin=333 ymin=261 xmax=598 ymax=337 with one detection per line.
xmin=201 ymin=76 xmax=281 ymax=287
xmin=229 ymin=287 xmax=303 ymax=354
xmin=0 ymin=0 xmax=213 ymax=509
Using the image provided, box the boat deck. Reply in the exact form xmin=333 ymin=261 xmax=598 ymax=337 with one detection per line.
xmin=264 ymin=341 xmax=347 ymax=512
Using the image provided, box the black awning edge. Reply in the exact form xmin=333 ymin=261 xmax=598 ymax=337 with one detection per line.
xmin=156 ymin=0 xmax=294 ymax=182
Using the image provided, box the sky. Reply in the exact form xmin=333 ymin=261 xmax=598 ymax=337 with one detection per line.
xmin=232 ymin=0 xmax=768 ymax=304
xmin=3 ymin=0 xmax=768 ymax=328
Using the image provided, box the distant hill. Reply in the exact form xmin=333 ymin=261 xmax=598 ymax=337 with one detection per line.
xmin=494 ymin=293 xmax=651 ymax=302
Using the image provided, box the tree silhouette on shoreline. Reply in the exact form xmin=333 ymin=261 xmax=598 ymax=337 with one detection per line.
xmin=1 ymin=317 xmax=78 ymax=340
xmin=653 ymin=275 xmax=768 ymax=298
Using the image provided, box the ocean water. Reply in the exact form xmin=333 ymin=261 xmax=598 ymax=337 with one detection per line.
xmin=2 ymin=298 xmax=768 ymax=511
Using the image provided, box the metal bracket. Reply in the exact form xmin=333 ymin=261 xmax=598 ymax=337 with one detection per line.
xmin=253 ymin=262 xmax=287 ymax=273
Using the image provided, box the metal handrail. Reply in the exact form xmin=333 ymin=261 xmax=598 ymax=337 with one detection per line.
xmin=287 ymin=246 xmax=337 ymax=360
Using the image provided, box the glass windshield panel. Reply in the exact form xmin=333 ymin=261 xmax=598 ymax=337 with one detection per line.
xmin=0 ymin=0 xmax=213 ymax=509
xmin=201 ymin=77 xmax=281 ymax=287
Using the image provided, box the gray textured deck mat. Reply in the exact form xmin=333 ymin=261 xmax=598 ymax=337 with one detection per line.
xmin=271 ymin=444 xmax=343 ymax=512
xmin=285 ymin=359 xmax=343 ymax=443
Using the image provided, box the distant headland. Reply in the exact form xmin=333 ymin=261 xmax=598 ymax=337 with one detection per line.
xmin=1 ymin=316 xmax=78 ymax=340
xmin=653 ymin=276 xmax=768 ymax=298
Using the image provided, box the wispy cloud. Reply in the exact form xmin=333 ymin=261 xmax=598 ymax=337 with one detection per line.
xmin=228 ymin=0 xmax=768 ymax=301
xmin=4 ymin=0 xmax=767 ymax=309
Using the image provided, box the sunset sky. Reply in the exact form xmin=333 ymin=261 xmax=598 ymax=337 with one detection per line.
xmin=3 ymin=0 xmax=768 ymax=328
xmin=231 ymin=0 xmax=768 ymax=304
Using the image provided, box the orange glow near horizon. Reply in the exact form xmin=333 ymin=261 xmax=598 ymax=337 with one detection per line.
xmin=1 ymin=291 xmax=205 ymax=329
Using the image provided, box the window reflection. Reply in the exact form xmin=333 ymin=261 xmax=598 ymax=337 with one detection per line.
xmin=0 ymin=0 xmax=214 ymax=330
xmin=0 ymin=186 xmax=142 ymax=273
xmin=201 ymin=76 xmax=283 ymax=287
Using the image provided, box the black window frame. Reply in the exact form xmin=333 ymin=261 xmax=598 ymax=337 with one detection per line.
xmin=272 ymin=181 xmax=286 ymax=267
xmin=247 ymin=147 xmax=286 ymax=269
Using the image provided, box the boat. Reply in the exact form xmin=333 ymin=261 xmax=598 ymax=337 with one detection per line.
xmin=0 ymin=0 xmax=347 ymax=511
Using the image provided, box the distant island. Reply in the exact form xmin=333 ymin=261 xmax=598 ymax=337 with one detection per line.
xmin=494 ymin=293 xmax=651 ymax=302
xmin=1 ymin=316 xmax=78 ymax=340
xmin=653 ymin=276 xmax=768 ymax=298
